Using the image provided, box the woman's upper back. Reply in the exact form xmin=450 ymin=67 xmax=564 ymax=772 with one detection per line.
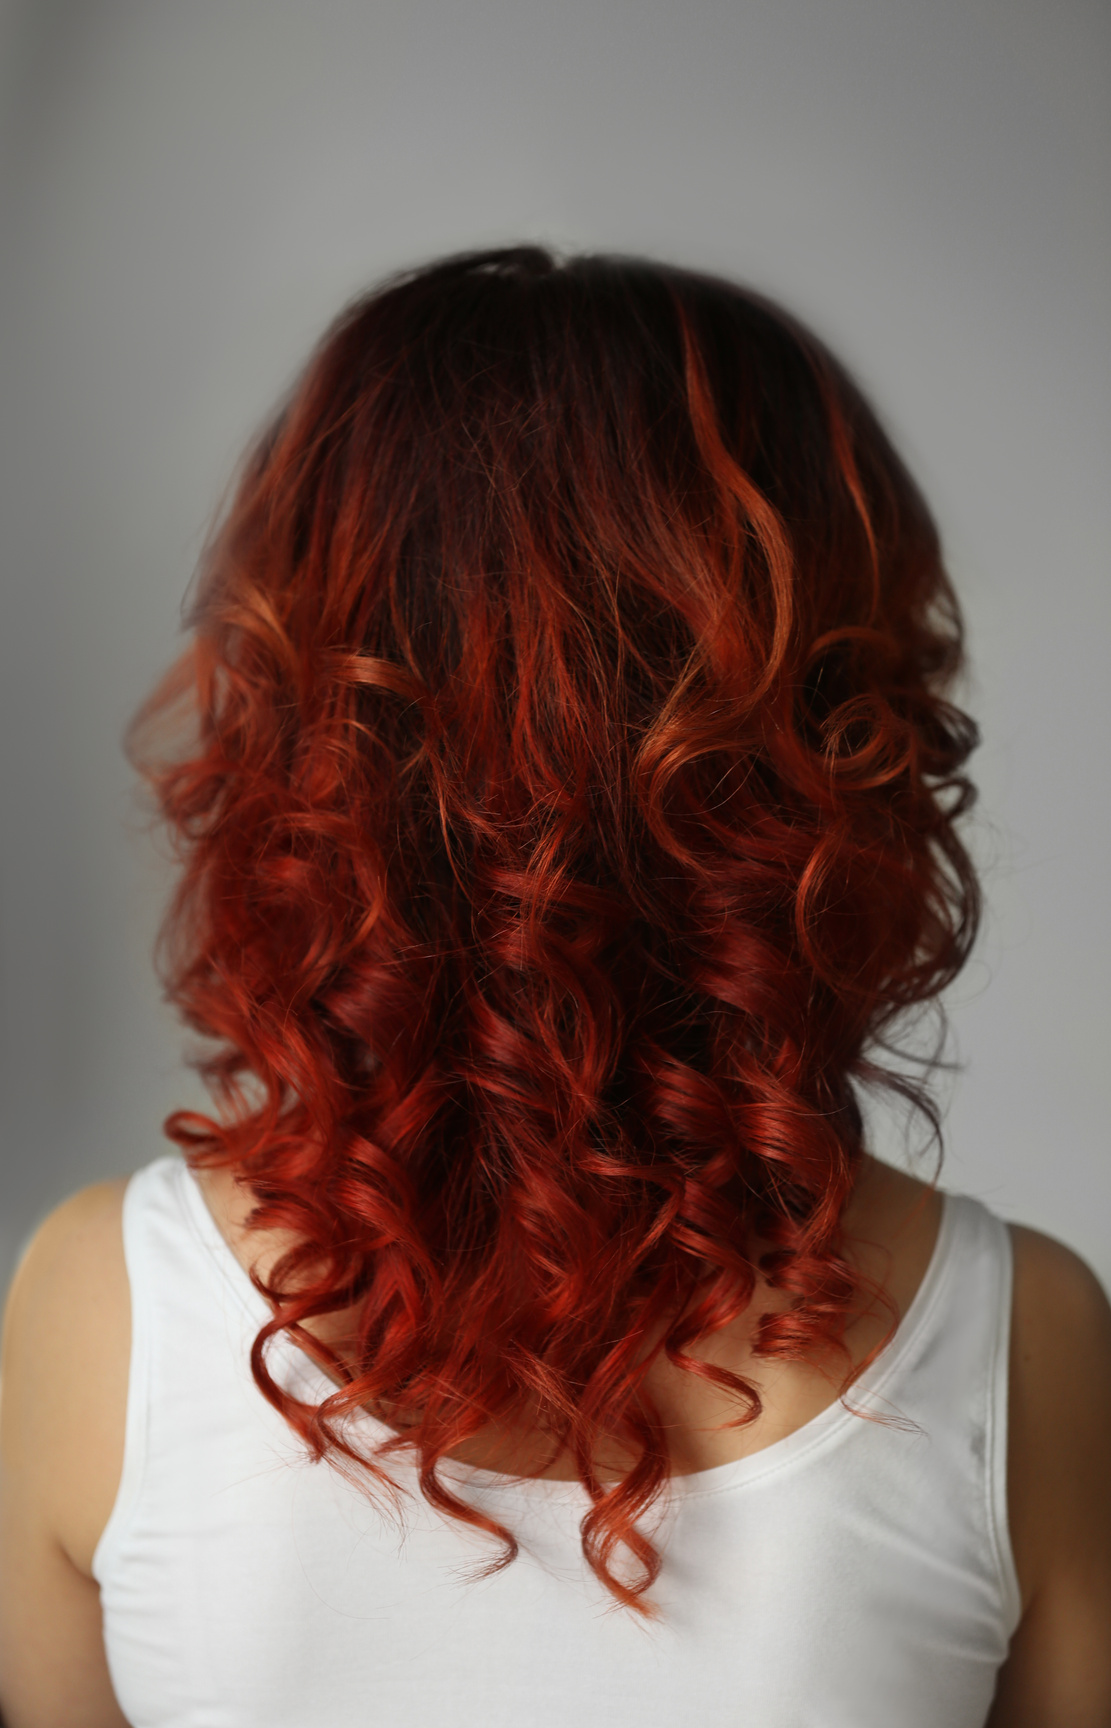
xmin=3 ymin=1150 xmax=1110 ymax=1726
xmin=91 ymin=1153 xmax=1016 ymax=1727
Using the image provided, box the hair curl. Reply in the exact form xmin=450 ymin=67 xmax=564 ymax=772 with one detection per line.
xmin=129 ymin=245 xmax=980 ymax=1613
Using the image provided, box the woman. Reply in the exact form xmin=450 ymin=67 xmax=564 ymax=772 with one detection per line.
xmin=1 ymin=246 xmax=1108 ymax=1727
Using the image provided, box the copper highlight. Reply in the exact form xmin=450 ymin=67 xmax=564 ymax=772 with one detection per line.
xmin=129 ymin=246 xmax=980 ymax=1612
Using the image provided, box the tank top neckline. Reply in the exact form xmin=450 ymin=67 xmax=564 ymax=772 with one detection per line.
xmin=173 ymin=1154 xmax=959 ymax=1502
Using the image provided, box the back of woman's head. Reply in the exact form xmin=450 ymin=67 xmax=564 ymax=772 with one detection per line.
xmin=131 ymin=244 xmax=980 ymax=1610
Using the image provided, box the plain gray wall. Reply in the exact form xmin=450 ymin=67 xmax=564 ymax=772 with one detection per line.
xmin=2 ymin=0 xmax=1108 ymax=1300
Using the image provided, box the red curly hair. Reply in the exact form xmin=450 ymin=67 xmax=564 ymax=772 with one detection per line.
xmin=128 ymin=245 xmax=980 ymax=1613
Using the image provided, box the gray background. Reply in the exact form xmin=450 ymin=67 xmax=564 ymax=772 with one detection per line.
xmin=2 ymin=0 xmax=1108 ymax=1300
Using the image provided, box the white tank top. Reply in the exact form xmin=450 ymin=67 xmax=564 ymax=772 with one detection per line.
xmin=93 ymin=1155 xmax=1021 ymax=1726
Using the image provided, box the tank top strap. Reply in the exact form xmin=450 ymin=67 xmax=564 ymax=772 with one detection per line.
xmin=872 ymin=1188 xmax=1021 ymax=1633
xmin=92 ymin=1154 xmax=304 ymax=1588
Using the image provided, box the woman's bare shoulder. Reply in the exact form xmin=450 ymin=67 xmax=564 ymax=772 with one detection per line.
xmin=3 ymin=1178 xmax=130 ymax=1380
xmin=0 ymin=1179 xmax=132 ymax=1724
xmin=1005 ymin=1219 xmax=1111 ymax=1536
xmin=1008 ymin=1219 xmax=1110 ymax=1310
xmin=1 ymin=1178 xmax=130 ymax=1574
xmin=986 ymin=1219 xmax=1111 ymax=1725
xmin=1006 ymin=1220 xmax=1111 ymax=1494
xmin=6 ymin=1178 xmax=128 ymax=1284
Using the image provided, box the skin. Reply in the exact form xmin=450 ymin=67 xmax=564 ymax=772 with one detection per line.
xmin=0 ymin=1153 xmax=1109 ymax=1726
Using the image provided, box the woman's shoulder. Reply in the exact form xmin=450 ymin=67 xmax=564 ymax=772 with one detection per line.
xmin=1007 ymin=1218 xmax=1111 ymax=1492
xmin=1004 ymin=1214 xmax=1111 ymax=1535
xmin=0 ymin=1181 xmax=133 ymax=1722
xmin=3 ymin=1176 xmax=130 ymax=1397
xmin=3 ymin=1177 xmax=130 ymax=1367
xmin=984 ymin=1217 xmax=1111 ymax=1722
xmin=1003 ymin=1218 xmax=1111 ymax=1574
xmin=1007 ymin=1215 xmax=1110 ymax=1314
xmin=1 ymin=1177 xmax=130 ymax=1578
xmin=8 ymin=1175 xmax=129 ymax=1274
